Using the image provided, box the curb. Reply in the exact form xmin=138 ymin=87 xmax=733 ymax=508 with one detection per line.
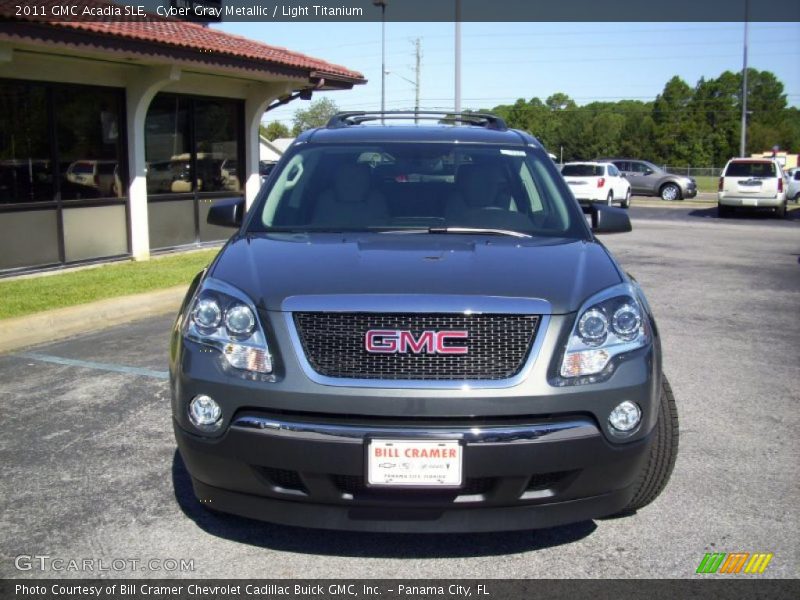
xmin=0 ymin=285 xmax=188 ymax=355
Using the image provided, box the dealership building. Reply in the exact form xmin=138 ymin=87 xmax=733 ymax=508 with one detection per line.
xmin=0 ymin=5 xmax=364 ymax=273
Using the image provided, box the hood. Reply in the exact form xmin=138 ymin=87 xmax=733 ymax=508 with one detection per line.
xmin=209 ymin=233 xmax=622 ymax=315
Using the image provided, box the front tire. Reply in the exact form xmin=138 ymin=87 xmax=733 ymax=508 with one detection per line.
xmin=660 ymin=183 xmax=681 ymax=201
xmin=619 ymin=376 xmax=679 ymax=513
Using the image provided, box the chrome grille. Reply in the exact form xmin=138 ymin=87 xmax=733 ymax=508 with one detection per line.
xmin=292 ymin=312 xmax=539 ymax=380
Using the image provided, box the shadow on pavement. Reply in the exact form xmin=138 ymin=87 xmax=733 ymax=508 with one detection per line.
xmin=689 ymin=204 xmax=800 ymax=221
xmin=171 ymin=450 xmax=597 ymax=558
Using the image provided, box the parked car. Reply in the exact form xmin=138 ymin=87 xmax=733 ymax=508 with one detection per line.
xmin=170 ymin=111 xmax=678 ymax=533
xmin=146 ymin=160 xmax=174 ymax=194
xmin=597 ymin=158 xmax=697 ymax=201
xmin=168 ymin=153 xmax=224 ymax=193
xmin=64 ymin=160 xmax=117 ymax=197
xmin=786 ymin=168 xmax=800 ymax=203
xmin=561 ymin=161 xmax=631 ymax=208
xmin=220 ymin=158 xmax=240 ymax=191
xmin=718 ymin=158 xmax=788 ymax=218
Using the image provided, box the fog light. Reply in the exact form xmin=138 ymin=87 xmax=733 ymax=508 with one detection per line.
xmin=189 ymin=394 xmax=222 ymax=428
xmin=609 ymin=401 xmax=641 ymax=432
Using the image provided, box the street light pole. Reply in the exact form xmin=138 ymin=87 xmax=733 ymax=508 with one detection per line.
xmin=739 ymin=0 xmax=749 ymax=157
xmin=373 ymin=0 xmax=388 ymax=124
xmin=454 ymin=0 xmax=461 ymax=114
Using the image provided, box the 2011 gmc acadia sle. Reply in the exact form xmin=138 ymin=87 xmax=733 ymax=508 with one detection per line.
xmin=170 ymin=111 xmax=679 ymax=532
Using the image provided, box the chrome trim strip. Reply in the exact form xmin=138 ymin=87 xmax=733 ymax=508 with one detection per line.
xmin=283 ymin=313 xmax=550 ymax=389
xmin=281 ymin=294 xmax=552 ymax=315
xmin=232 ymin=415 xmax=597 ymax=444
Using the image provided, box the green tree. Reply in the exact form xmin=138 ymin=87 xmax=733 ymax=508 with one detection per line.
xmin=291 ymin=97 xmax=340 ymax=135
xmin=486 ymin=69 xmax=796 ymax=167
xmin=652 ymin=76 xmax=698 ymax=166
xmin=260 ymin=121 xmax=290 ymax=141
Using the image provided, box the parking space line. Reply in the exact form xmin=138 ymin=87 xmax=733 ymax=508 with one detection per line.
xmin=18 ymin=352 xmax=169 ymax=380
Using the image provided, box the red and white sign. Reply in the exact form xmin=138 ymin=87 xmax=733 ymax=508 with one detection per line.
xmin=367 ymin=440 xmax=463 ymax=486
xmin=364 ymin=330 xmax=468 ymax=355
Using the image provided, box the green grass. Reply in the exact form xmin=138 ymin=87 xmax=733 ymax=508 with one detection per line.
xmin=694 ymin=176 xmax=719 ymax=194
xmin=0 ymin=249 xmax=218 ymax=320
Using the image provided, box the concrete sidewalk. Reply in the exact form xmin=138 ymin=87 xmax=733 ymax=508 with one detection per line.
xmin=0 ymin=285 xmax=187 ymax=354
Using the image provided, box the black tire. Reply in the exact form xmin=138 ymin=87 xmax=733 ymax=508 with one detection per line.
xmin=622 ymin=189 xmax=631 ymax=209
xmin=718 ymin=203 xmax=732 ymax=218
xmin=776 ymin=202 xmax=787 ymax=219
xmin=660 ymin=183 xmax=681 ymax=201
xmin=606 ymin=191 xmax=614 ymax=206
xmin=620 ymin=376 xmax=679 ymax=513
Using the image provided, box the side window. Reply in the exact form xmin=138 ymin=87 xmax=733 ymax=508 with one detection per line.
xmin=608 ymin=165 xmax=619 ymax=177
xmin=614 ymin=161 xmax=628 ymax=172
xmin=794 ymin=172 xmax=800 ymax=181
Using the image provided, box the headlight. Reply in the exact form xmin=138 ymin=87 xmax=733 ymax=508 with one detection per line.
xmin=559 ymin=283 xmax=650 ymax=383
xmin=184 ymin=278 xmax=273 ymax=378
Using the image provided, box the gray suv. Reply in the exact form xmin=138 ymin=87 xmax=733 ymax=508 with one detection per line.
xmin=171 ymin=112 xmax=679 ymax=532
xmin=599 ymin=158 xmax=697 ymax=201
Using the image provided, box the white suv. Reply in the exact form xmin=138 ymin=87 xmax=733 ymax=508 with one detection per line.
xmin=718 ymin=158 xmax=788 ymax=218
xmin=561 ymin=161 xmax=632 ymax=208
xmin=786 ymin=168 xmax=800 ymax=203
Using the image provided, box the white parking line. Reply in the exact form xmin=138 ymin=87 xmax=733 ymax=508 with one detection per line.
xmin=18 ymin=352 xmax=169 ymax=380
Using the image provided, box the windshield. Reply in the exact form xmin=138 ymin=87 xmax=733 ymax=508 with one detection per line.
xmin=562 ymin=164 xmax=604 ymax=177
xmin=725 ymin=161 xmax=777 ymax=178
xmin=249 ymin=143 xmax=584 ymax=238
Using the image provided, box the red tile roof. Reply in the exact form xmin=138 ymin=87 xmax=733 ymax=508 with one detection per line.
xmin=0 ymin=0 xmax=365 ymax=83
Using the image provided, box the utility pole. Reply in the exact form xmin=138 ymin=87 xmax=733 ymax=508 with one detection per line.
xmin=454 ymin=0 xmax=461 ymax=113
xmin=414 ymin=38 xmax=421 ymax=123
xmin=373 ymin=0 xmax=388 ymax=124
xmin=740 ymin=0 xmax=749 ymax=157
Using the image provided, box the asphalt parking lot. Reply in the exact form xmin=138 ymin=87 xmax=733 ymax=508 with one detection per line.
xmin=1 ymin=203 xmax=798 ymax=579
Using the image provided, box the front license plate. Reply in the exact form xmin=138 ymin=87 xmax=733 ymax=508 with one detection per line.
xmin=367 ymin=439 xmax=462 ymax=486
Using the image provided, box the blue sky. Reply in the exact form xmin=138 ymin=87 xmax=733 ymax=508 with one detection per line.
xmin=216 ymin=21 xmax=800 ymax=129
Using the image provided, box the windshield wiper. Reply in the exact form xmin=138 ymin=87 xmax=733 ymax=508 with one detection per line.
xmin=258 ymin=226 xmax=532 ymax=238
xmin=428 ymin=227 xmax=532 ymax=238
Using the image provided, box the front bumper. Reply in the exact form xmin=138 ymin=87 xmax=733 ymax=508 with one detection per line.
xmin=175 ymin=414 xmax=652 ymax=532
xmin=171 ymin=307 xmax=661 ymax=532
xmin=683 ymin=186 xmax=698 ymax=199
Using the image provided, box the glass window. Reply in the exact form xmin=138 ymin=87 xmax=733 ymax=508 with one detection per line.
xmin=56 ymin=86 xmax=124 ymax=200
xmin=0 ymin=81 xmax=53 ymax=204
xmin=252 ymin=143 xmax=582 ymax=238
xmin=562 ymin=164 xmax=604 ymax=177
xmin=724 ymin=161 xmax=777 ymax=178
xmin=195 ymin=98 xmax=240 ymax=193
xmin=145 ymin=95 xmax=191 ymax=194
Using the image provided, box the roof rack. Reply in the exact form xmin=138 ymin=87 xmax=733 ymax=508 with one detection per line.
xmin=326 ymin=111 xmax=508 ymax=131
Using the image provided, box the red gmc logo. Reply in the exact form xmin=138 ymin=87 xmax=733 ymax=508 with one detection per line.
xmin=365 ymin=330 xmax=469 ymax=355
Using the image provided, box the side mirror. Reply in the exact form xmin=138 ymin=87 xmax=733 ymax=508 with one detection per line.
xmin=583 ymin=204 xmax=632 ymax=234
xmin=207 ymin=197 xmax=245 ymax=228
xmin=619 ymin=172 xmax=627 ymax=178
xmin=643 ymin=168 xmax=654 ymax=176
